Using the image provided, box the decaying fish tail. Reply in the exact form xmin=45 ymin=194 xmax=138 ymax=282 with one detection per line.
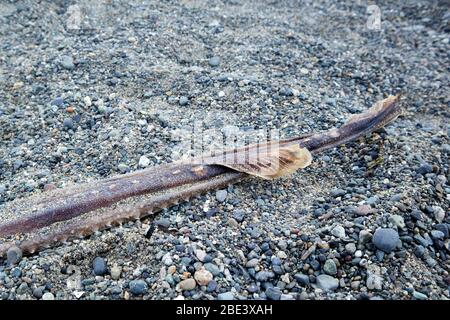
xmin=0 ymin=95 xmax=402 ymax=256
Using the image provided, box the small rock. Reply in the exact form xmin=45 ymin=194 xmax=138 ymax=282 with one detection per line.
xmin=139 ymin=155 xmax=150 ymax=168
xmin=331 ymin=225 xmax=346 ymax=238
xmin=232 ymin=209 xmax=245 ymax=222
xmin=255 ymin=271 xmax=275 ymax=282
xmin=179 ymin=96 xmax=189 ymax=106
xmin=51 ymin=97 xmax=64 ymax=107
xmin=217 ymin=292 xmax=234 ymax=300
xmin=294 ymin=273 xmax=310 ymax=285
xmin=63 ymin=118 xmax=74 ymax=130
xmin=372 ymin=228 xmax=400 ymax=253
xmin=117 ymin=163 xmax=129 ymax=173
xmin=412 ymin=291 xmax=428 ymax=300
xmin=83 ymin=96 xmax=92 ymax=107
xmin=129 ymin=280 xmax=148 ymax=295
xmin=323 ymin=259 xmax=337 ymax=275
xmin=179 ymin=278 xmax=196 ymax=291
xmin=208 ymin=56 xmax=220 ymax=67
xmin=433 ymin=206 xmax=445 ymax=223
xmin=204 ymin=263 xmax=221 ymax=276
xmin=60 ymin=55 xmax=75 ymax=70
xmin=366 ymin=274 xmax=383 ymax=290
xmin=389 ymin=214 xmax=405 ymax=229
xmin=265 ymin=287 xmax=282 ymax=300
xmin=110 ymin=266 xmax=122 ymax=280
xmin=316 ymin=274 xmax=339 ymax=292
xmin=195 ymin=249 xmax=207 ymax=262
xmin=215 ymin=189 xmax=227 ymax=202
xmin=430 ymin=230 xmax=445 ymax=240
xmin=246 ymin=258 xmax=259 ymax=268
xmin=354 ymin=205 xmax=374 ymax=216
xmin=416 ymin=163 xmax=433 ymax=175
xmin=42 ymin=292 xmax=55 ymax=300
xmin=92 ymin=257 xmax=107 ymax=276
xmin=6 ymin=246 xmax=22 ymax=266
xmin=194 ymin=268 xmax=213 ymax=286
xmin=345 ymin=243 xmax=357 ymax=254
xmin=359 ymin=230 xmax=372 ymax=244
xmin=155 ymin=218 xmax=170 ymax=228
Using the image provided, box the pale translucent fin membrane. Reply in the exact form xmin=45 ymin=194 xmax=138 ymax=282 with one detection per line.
xmin=218 ymin=144 xmax=312 ymax=180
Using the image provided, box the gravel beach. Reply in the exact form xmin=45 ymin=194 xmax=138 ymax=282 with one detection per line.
xmin=0 ymin=0 xmax=449 ymax=300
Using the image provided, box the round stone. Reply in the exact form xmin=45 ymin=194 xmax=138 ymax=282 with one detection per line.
xmin=208 ymin=56 xmax=220 ymax=67
xmin=323 ymin=259 xmax=337 ymax=275
xmin=92 ymin=257 xmax=107 ymax=276
xmin=331 ymin=225 xmax=346 ymax=238
xmin=194 ymin=268 xmax=213 ymax=286
xmin=42 ymin=292 xmax=55 ymax=300
xmin=372 ymin=228 xmax=400 ymax=253
xmin=6 ymin=246 xmax=22 ymax=266
xmin=129 ymin=280 xmax=148 ymax=295
xmin=179 ymin=278 xmax=196 ymax=291
xmin=316 ymin=274 xmax=339 ymax=292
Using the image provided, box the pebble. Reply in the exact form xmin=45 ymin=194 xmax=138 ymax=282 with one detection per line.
xmin=354 ymin=204 xmax=374 ymax=216
xmin=179 ymin=96 xmax=189 ymax=106
xmin=265 ymin=287 xmax=282 ymax=300
xmin=155 ymin=218 xmax=170 ymax=228
xmin=179 ymin=278 xmax=196 ymax=291
xmin=412 ymin=291 xmax=428 ymax=300
xmin=366 ymin=274 xmax=383 ymax=290
xmin=372 ymin=228 xmax=400 ymax=253
xmin=294 ymin=273 xmax=310 ymax=285
xmin=416 ymin=162 xmax=433 ymax=175
xmin=51 ymin=97 xmax=64 ymax=107
xmin=359 ymin=230 xmax=372 ymax=244
xmin=316 ymin=274 xmax=339 ymax=291
xmin=194 ymin=268 xmax=213 ymax=286
xmin=33 ymin=286 xmax=45 ymax=299
xmin=232 ymin=209 xmax=245 ymax=222
xmin=204 ymin=263 xmax=221 ymax=276
xmin=208 ymin=56 xmax=220 ymax=67
xmin=389 ymin=214 xmax=405 ymax=229
xmin=331 ymin=225 xmax=346 ymax=238
xmin=83 ymin=96 xmax=92 ymax=107
xmin=345 ymin=243 xmax=357 ymax=254
xmin=42 ymin=292 xmax=55 ymax=301
xmin=60 ymin=55 xmax=75 ymax=70
xmin=6 ymin=246 xmax=22 ymax=265
xmin=139 ymin=155 xmax=150 ymax=168
xmin=110 ymin=266 xmax=121 ymax=280
xmin=255 ymin=271 xmax=275 ymax=282
xmin=217 ymin=292 xmax=234 ymax=300
xmin=433 ymin=206 xmax=445 ymax=223
xmin=129 ymin=280 xmax=148 ymax=295
xmin=63 ymin=118 xmax=74 ymax=130
xmin=323 ymin=259 xmax=337 ymax=275
xmin=92 ymin=257 xmax=107 ymax=276
xmin=195 ymin=249 xmax=207 ymax=262
xmin=215 ymin=189 xmax=227 ymax=202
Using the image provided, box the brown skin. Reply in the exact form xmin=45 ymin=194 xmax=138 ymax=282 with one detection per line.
xmin=0 ymin=95 xmax=401 ymax=256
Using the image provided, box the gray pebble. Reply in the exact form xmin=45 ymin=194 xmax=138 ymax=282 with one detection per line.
xmin=208 ymin=56 xmax=220 ymax=67
xmin=372 ymin=228 xmax=400 ymax=253
xmin=316 ymin=274 xmax=339 ymax=291
xmin=217 ymin=292 xmax=234 ymax=300
xmin=93 ymin=257 xmax=107 ymax=276
xmin=60 ymin=55 xmax=75 ymax=70
xmin=6 ymin=246 xmax=22 ymax=266
xmin=215 ymin=189 xmax=227 ymax=202
xmin=129 ymin=280 xmax=148 ymax=295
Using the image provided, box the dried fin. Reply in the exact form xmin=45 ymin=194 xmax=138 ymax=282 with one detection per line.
xmin=218 ymin=144 xmax=312 ymax=179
